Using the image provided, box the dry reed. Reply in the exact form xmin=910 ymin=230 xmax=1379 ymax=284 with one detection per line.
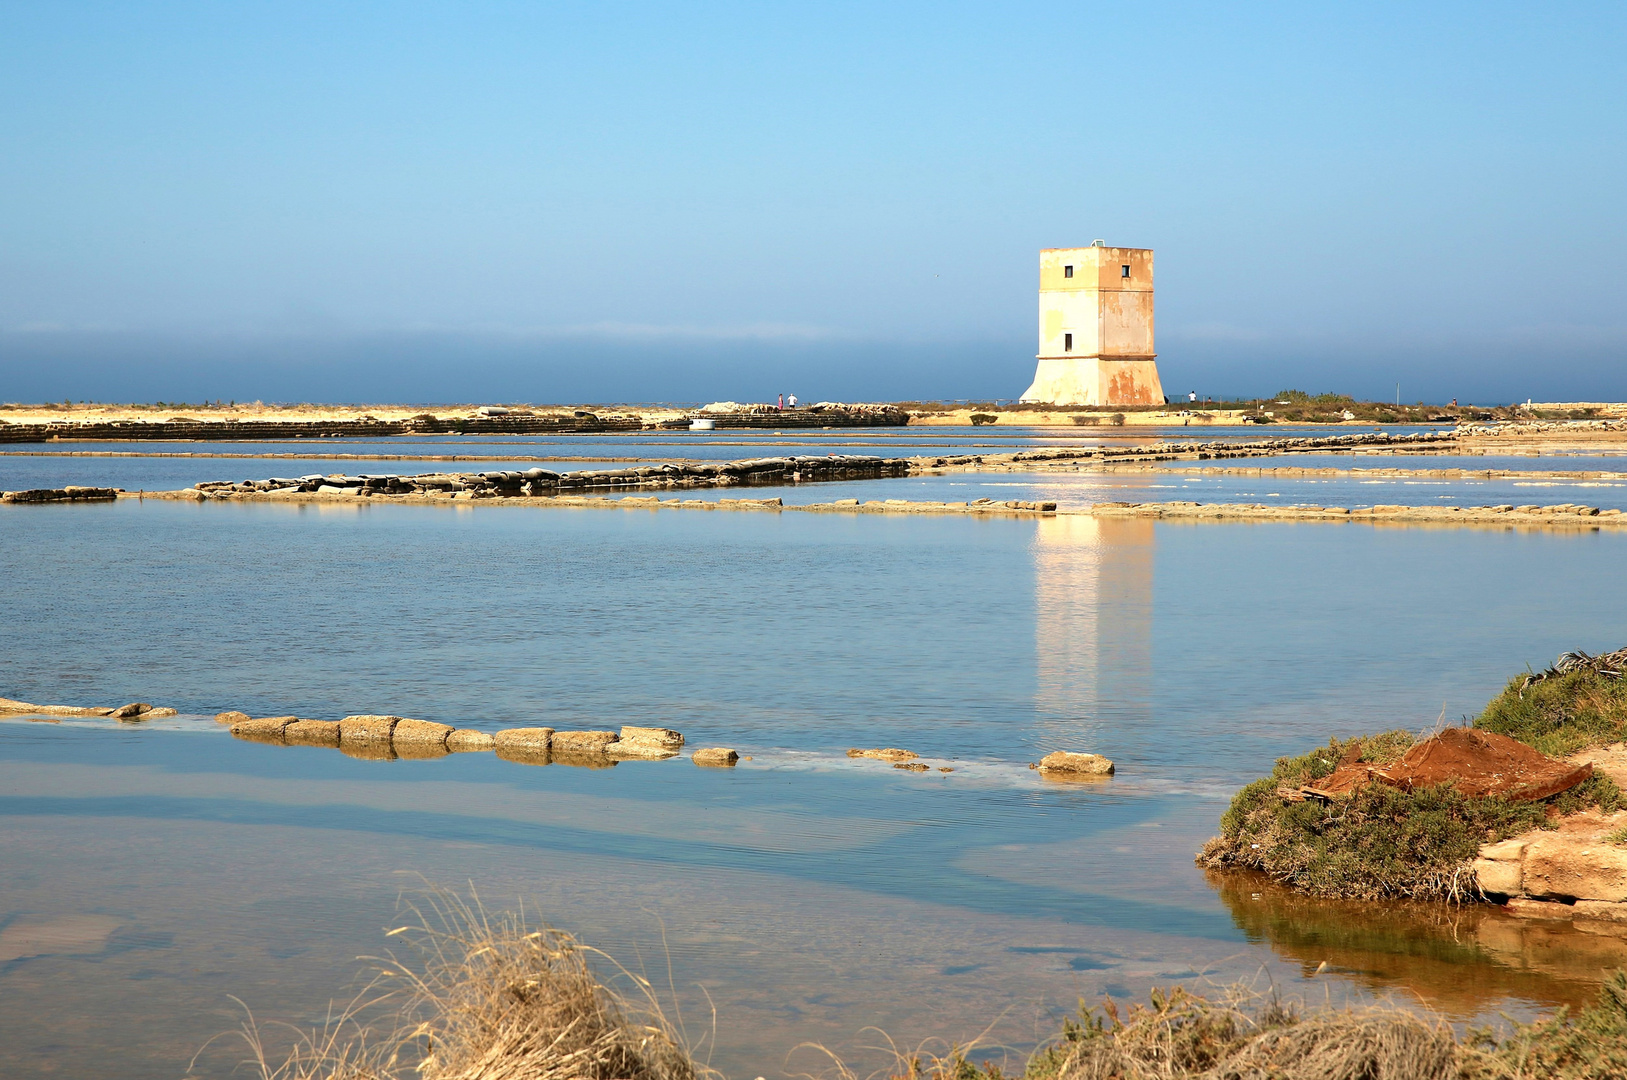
xmin=204 ymin=889 xmax=717 ymax=1080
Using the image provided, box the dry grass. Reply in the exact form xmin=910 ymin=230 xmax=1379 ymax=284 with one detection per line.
xmin=202 ymin=891 xmax=1627 ymax=1080
xmin=204 ymin=890 xmax=717 ymax=1080
xmin=803 ymin=974 xmax=1627 ymax=1080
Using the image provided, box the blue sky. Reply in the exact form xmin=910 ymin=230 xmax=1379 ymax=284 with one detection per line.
xmin=1 ymin=1 xmax=1622 ymax=404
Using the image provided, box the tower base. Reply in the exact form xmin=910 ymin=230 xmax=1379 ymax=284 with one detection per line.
xmin=1019 ymin=357 xmax=1164 ymax=407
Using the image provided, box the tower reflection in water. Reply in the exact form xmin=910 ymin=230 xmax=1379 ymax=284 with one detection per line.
xmin=1031 ymin=515 xmax=1155 ymax=750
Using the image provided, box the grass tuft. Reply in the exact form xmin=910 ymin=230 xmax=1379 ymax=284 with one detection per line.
xmin=210 ymin=889 xmax=716 ymax=1080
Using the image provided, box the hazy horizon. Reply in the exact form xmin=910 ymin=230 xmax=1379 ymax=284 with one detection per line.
xmin=2 ymin=2 xmax=1622 ymax=405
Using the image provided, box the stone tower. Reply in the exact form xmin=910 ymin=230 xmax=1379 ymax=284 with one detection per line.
xmin=1020 ymin=242 xmax=1164 ymax=407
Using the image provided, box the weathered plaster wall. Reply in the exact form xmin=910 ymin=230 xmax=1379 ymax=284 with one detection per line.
xmin=1025 ymin=245 xmax=1161 ymax=406
xmin=1022 ymin=358 xmax=1164 ymax=407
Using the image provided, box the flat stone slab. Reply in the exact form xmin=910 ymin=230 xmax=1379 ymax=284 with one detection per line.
xmin=230 ymin=716 xmax=298 ymax=743
xmin=552 ymin=730 xmax=618 ymax=751
xmin=391 ymin=718 xmax=454 ymax=746
xmin=446 ymin=730 xmax=495 ymax=752
xmin=847 ymin=747 xmax=917 ymax=762
xmin=284 ymin=719 xmax=341 ymax=747
xmin=338 ymin=715 xmax=402 ymax=745
xmin=619 ymin=725 xmax=684 ymax=749
xmin=692 ymin=747 xmax=739 ymax=767
xmin=493 ymin=727 xmax=554 ymax=753
xmin=1037 ymin=751 xmax=1115 ymax=776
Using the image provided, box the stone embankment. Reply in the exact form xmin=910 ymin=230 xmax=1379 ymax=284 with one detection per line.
xmin=182 ymin=455 xmax=910 ymax=498
xmin=1464 ymin=419 xmax=1627 ymax=436
xmin=690 ymin=402 xmax=908 ymax=428
xmin=0 ymin=404 xmax=907 ymax=443
xmin=1105 ymin=463 xmax=1627 ymax=483
xmin=979 ymin=428 xmax=1459 ymax=469
xmin=1 ymin=486 xmax=119 ymax=503
xmin=1082 ymin=501 xmax=1627 ymax=527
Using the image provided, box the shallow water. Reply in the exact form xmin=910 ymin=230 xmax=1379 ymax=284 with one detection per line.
xmin=12 ymin=428 xmax=1622 ymax=514
xmin=2 ymin=499 xmax=1625 ymax=1078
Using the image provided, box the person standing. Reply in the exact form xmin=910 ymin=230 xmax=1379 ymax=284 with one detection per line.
xmin=787 ymin=393 xmax=798 ymax=408
xmin=777 ymin=393 xmax=784 ymax=410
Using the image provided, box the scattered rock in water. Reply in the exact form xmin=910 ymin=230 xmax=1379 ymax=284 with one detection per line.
xmin=284 ymin=719 xmax=341 ymax=747
xmin=552 ymin=730 xmax=618 ymax=752
xmin=847 ymin=747 xmax=918 ymax=762
xmin=109 ymin=702 xmax=153 ymax=720
xmin=692 ymin=747 xmax=739 ymax=767
xmin=892 ymin=762 xmax=930 ymax=772
xmin=494 ymin=727 xmax=554 ymax=765
xmin=446 ymin=730 xmax=495 ymax=753
xmin=391 ymin=718 xmax=454 ymax=749
xmin=1036 ymin=750 xmax=1115 ymax=776
xmin=230 ymin=716 xmax=298 ymax=743
xmin=214 ymin=711 xmax=250 ymax=725
xmin=338 ymin=715 xmax=402 ymax=747
xmin=494 ymin=727 xmax=554 ymax=753
xmin=605 ymin=742 xmax=680 ymax=760
xmin=618 ymin=725 xmax=684 ymax=750
xmin=938 ymin=767 xmax=954 ymax=773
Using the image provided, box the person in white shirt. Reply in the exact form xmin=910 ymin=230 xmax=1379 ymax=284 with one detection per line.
xmin=787 ymin=394 xmax=798 ymax=408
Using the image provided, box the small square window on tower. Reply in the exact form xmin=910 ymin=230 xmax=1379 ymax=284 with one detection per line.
xmin=1121 ymin=264 xmax=1131 ymax=278
xmin=1064 ymin=333 xmax=1073 ymax=352
xmin=1063 ymin=265 xmax=1073 ymax=278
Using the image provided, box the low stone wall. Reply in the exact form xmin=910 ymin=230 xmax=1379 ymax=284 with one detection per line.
xmin=0 ymin=405 xmax=907 ymax=444
xmin=1 ymin=486 xmax=119 ymax=503
xmin=1084 ymin=501 xmax=1627 ymax=527
xmin=180 ymin=454 xmax=911 ymax=498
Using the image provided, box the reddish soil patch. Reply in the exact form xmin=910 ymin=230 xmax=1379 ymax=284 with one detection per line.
xmin=1304 ymin=728 xmax=1593 ymax=801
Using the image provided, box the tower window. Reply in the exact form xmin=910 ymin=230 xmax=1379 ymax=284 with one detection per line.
xmin=1063 ymin=265 xmax=1073 ymax=279
xmin=1064 ymin=333 xmax=1073 ymax=352
xmin=1121 ymin=264 xmax=1131 ymax=278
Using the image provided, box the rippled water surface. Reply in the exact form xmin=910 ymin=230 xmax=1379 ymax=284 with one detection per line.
xmin=3 ymin=489 xmax=1626 ymax=1079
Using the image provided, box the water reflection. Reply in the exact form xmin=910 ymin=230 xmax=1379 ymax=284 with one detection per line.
xmin=1209 ymin=868 xmax=1627 ymax=1016
xmin=1032 ymin=517 xmax=1154 ymax=743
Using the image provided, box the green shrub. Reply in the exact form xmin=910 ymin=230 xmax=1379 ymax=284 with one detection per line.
xmin=1476 ymin=671 xmax=1627 ymax=757
xmin=1200 ymin=728 xmax=1621 ymax=900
